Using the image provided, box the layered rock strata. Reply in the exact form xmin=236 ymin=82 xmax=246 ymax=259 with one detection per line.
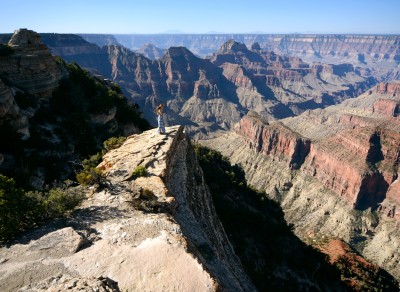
xmin=3 ymin=29 xmax=65 ymax=97
xmin=202 ymin=82 xmax=400 ymax=280
xmin=0 ymin=126 xmax=254 ymax=291
xmin=113 ymin=34 xmax=400 ymax=67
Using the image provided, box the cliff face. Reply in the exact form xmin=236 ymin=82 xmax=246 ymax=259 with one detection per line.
xmin=203 ymin=82 xmax=400 ymax=280
xmin=235 ymin=114 xmax=310 ymax=170
xmin=78 ymin=34 xmax=121 ymax=47
xmin=0 ymin=126 xmax=254 ymax=291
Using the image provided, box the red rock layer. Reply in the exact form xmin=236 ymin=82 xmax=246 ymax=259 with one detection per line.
xmin=235 ymin=114 xmax=310 ymax=170
xmin=235 ymin=112 xmax=400 ymax=211
xmin=372 ymin=99 xmax=400 ymax=118
xmin=375 ymin=82 xmax=400 ymax=96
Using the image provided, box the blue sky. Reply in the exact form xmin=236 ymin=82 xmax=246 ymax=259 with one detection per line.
xmin=1 ymin=0 xmax=399 ymax=34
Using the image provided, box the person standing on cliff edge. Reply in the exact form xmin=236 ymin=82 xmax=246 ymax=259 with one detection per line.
xmin=155 ymin=104 xmax=166 ymax=134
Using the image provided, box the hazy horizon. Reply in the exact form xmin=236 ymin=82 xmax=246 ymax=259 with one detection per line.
xmin=1 ymin=0 xmax=399 ymax=35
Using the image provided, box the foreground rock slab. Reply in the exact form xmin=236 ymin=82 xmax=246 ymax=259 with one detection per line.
xmin=0 ymin=126 xmax=253 ymax=291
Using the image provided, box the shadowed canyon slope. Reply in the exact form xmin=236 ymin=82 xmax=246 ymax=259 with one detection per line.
xmin=203 ymin=81 xmax=400 ymax=280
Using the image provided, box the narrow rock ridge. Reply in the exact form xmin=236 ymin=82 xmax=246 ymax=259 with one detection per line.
xmin=0 ymin=126 xmax=254 ymax=291
xmin=164 ymin=126 xmax=254 ymax=291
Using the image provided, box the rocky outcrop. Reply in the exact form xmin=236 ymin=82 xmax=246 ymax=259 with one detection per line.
xmin=0 ymin=29 xmax=66 ymax=136
xmin=0 ymin=29 xmax=150 ymax=189
xmin=2 ymin=29 xmax=66 ymax=98
xmin=19 ymin=274 xmax=121 ymax=292
xmin=0 ymin=78 xmax=26 ymax=131
xmin=0 ymin=126 xmax=254 ymax=291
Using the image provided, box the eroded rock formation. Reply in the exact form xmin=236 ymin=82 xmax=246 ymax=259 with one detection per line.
xmin=3 ymin=29 xmax=66 ymax=97
xmin=0 ymin=29 xmax=66 ymax=137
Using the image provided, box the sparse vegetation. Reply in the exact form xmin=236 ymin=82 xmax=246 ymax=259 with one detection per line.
xmin=75 ymin=152 xmax=104 ymax=186
xmin=0 ymin=175 xmax=84 ymax=243
xmin=130 ymin=188 xmax=163 ymax=213
xmin=132 ymin=166 xmax=147 ymax=178
xmin=103 ymin=136 xmax=127 ymax=151
xmin=76 ymin=168 xmax=104 ymax=186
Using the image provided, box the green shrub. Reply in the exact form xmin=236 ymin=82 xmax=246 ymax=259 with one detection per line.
xmin=0 ymin=175 xmax=37 ymax=241
xmin=0 ymin=175 xmax=85 ymax=242
xmin=103 ymin=136 xmax=127 ymax=151
xmin=82 ymin=152 xmax=103 ymax=170
xmin=132 ymin=166 xmax=147 ymax=178
xmin=44 ymin=187 xmax=85 ymax=217
xmin=76 ymin=168 xmax=104 ymax=186
xmin=110 ymin=82 xmax=122 ymax=94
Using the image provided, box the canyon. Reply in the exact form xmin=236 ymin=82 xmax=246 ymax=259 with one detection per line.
xmin=1 ymin=28 xmax=400 ymax=290
xmin=203 ymin=81 xmax=400 ymax=281
xmin=2 ymin=33 xmax=391 ymax=139
xmin=2 ymin=124 xmax=397 ymax=291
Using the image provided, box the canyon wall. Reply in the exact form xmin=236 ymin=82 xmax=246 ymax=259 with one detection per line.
xmin=111 ymin=34 xmax=400 ymax=66
xmin=203 ymin=82 xmax=400 ymax=280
